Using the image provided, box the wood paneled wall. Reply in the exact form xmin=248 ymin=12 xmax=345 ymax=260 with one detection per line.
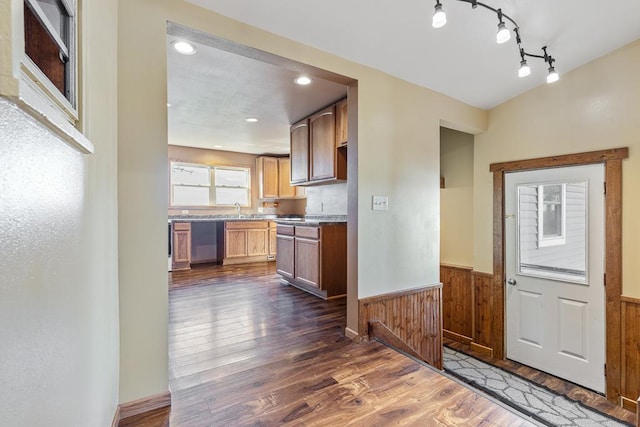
xmin=621 ymin=296 xmax=640 ymax=414
xmin=359 ymin=284 xmax=443 ymax=369
xmin=440 ymin=265 xmax=501 ymax=357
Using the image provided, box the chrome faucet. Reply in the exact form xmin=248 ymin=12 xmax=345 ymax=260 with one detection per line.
xmin=234 ymin=202 xmax=241 ymax=218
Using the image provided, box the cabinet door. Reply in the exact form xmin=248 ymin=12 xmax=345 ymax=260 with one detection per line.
xmin=173 ymin=229 xmax=191 ymax=264
xmin=295 ymin=238 xmax=320 ymax=288
xmin=247 ymin=229 xmax=268 ymax=256
xmin=225 ymin=229 xmax=247 ymax=258
xmin=258 ymin=156 xmax=279 ymax=199
xmin=290 ymin=119 xmax=309 ymax=184
xmin=309 ymin=106 xmax=336 ymax=181
xmin=277 ymin=157 xmax=296 ymax=198
xmin=335 ymin=98 xmax=348 ymax=147
xmin=269 ymin=227 xmax=277 ymax=257
xmin=276 ymin=235 xmax=295 ymax=279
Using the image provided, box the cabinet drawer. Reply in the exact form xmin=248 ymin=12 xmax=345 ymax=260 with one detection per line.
xmin=276 ymin=225 xmax=295 ymax=236
xmin=173 ymin=222 xmax=190 ymax=231
xmin=295 ymin=226 xmax=319 ymax=239
xmin=226 ymin=220 xmax=268 ymax=229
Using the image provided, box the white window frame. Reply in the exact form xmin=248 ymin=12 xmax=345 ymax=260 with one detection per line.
xmin=537 ymin=183 xmax=566 ymax=247
xmin=169 ymin=162 xmax=251 ymax=208
xmin=22 ymin=0 xmax=77 ymax=118
xmin=212 ymin=166 xmax=251 ymax=207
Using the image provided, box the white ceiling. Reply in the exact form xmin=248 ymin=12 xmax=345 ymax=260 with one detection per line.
xmin=169 ymin=0 xmax=640 ymax=154
xmin=167 ymin=35 xmax=347 ymax=154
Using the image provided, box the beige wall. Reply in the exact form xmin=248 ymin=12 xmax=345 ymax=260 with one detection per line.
xmin=440 ymin=127 xmax=474 ymax=267
xmin=0 ymin=0 xmax=120 ymax=424
xmin=474 ymin=39 xmax=640 ymax=297
xmin=117 ymin=0 xmax=486 ymax=401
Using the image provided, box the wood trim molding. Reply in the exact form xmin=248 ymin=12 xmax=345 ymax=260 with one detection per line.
xmin=637 ymin=396 xmax=639 ymax=427
xmin=369 ymin=320 xmax=424 ymax=362
xmin=489 ymin=147 xmax=629 ymax=172
xmin=359 ymin=284 xmax=443 ymax=369
xmin=490 ymin=147 xmax=628 ymax=403
xmin=621 ymin=295 xmax=640 ymax=305
xmin=344 ymin=326 xmax=362 ymax=342
xmin=111 ymin=405 xmax=120 ymax=427
xmin=119 ymin=391 xmax=171 ymax=422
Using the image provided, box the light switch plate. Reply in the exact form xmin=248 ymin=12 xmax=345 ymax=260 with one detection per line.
xmin=372 ymin=196 xmax=389 ymax=211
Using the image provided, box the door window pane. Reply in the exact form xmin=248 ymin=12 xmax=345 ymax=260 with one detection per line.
xmin=517 ymin=181 xmax=587 ymax=284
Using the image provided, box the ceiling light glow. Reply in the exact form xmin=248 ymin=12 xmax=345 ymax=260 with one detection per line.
xmin=245 ymin=117 xmax=259 ymax=123
xmin=294 ymin=76 xmax=312 ymax=85
xmin=172 ymin=40 xmax=197 ymax=55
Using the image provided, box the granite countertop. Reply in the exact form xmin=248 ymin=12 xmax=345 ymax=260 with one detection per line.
xmin=168 ymin=214 xmax=346 ymax=225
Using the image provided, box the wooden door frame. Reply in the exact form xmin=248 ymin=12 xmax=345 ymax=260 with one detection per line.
xmin=490 ymin=147 xmax=628 ymax=402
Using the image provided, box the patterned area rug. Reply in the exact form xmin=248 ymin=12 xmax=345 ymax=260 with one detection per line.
xmin=443 ymin=347 xmax=631 ymax=427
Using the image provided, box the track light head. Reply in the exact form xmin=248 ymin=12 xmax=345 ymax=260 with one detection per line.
xmin=518 ymin=60 xmax=531 ymax=78
xmin=546 ymin=66 xmax=559 ymax=83
xmin=432 ymin=1 xmax=447 ymax=28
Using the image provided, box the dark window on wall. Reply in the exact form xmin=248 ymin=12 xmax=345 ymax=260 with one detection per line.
xmin=23 ymin=0 xmax=74 ymax=106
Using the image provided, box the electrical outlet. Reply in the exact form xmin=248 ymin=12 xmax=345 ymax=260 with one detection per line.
xmin=181 ymin=210 xmax=189 ymax=214
xmin=257 ymin=207 xmax=264 ymax=213
xmin=372 ymin=196 xmax=389 ymax=211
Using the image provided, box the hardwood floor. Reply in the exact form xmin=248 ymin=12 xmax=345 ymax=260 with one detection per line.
xmin=124 ymin=262 xmax=537 ymax=426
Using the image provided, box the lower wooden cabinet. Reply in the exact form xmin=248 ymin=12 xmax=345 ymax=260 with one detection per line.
xmin=172 ymin=222 xmax=191 ymax=271
xmin=275 ymin=223 xmax=346 ymax=299
xmin=224 ymin=220 xmax=275 ymax=265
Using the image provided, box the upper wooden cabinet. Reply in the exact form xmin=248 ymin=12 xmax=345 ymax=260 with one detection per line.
xmin=257 ymin=156 xmax=302 ymax=199
xmin=257 ymin=156 xmax=279 ymax=199
xmin=290 ymin=119 xmax=309 ymax=184
xmin=335 ymin=98 xmax=348 ymax=147
xmin=310 ymin=106 xmax=337 ymax=181
xmin=290 ymin=99 xmax=347 ymax=186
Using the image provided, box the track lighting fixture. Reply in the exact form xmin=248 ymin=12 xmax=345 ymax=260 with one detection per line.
xmin=432 ymin=0 xmax=447 ymax=28
xmin=431 ymin=0 xmax=559 ymax=83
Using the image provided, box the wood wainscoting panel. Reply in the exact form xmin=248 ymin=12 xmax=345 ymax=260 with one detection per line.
xmin=472 ymin=271 xmax=495 ymax=350
xmin=119 ymin=391 xmax=171 ymax=423
xmin=440 ymin=264 xmax=473 ymax=340
xmin=359 ymin=284 xmax=443 ymax=369
xmin=621 ymin=296 xmax=640 ymax=414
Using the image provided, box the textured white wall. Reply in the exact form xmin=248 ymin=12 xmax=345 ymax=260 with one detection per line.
xmin=0 ymin=0 xmax=120 ymax=423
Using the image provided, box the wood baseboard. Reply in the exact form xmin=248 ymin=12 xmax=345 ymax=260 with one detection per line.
xmin=119 ymin=391 xmax=171 ymax=422
xmin=443 ymin=329 xmax=472 ymax=345
xmin=344 ymin=326 xmax=361 ymax=342
xmin=111 ymin=405 xmax=120 ymax=427
xmin=470 ymin=342 xmax=494 ymax=357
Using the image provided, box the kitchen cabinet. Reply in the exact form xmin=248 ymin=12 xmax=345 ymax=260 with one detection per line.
xmin=224 ymin=221 xmax=271 ymax=265
xmin=275 ymin=223 xmax=347 ymax=299
xmin=290 ymin=119 xmax=309 ymax=184
xmin=172 ymin=222 xmax=191 ymax=270
xmin=335 ymin=98 xmax=348 ymax=147
xmin=275 ymin=225 xmax=295 ymax=279
xmin=289 ymin=100 xmax=347 ymax=186
xmin=257 ymin=156 xmax=279 ymax=199
xmin=257 ymin=156 xmax=304 ymax=199
xmin=310 ymin=106 xmax=337 ymax=181
xmin=268 ymin=221 xmax=278 ymax=258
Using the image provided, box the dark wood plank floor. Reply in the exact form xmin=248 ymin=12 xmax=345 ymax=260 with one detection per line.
xmin=124 ymin=262 xmax=537 ymax=426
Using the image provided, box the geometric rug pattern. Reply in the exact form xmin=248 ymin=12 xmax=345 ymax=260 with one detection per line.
xmin=443 ymin=347 xmax=632 ymax=427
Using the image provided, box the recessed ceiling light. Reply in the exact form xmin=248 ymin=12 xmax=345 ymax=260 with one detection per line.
xmin=245 ymin=117 xmax=259 ymax=123
xmin=214 ymin=145 xmax=222 ymax=148
xmin=294 ymin=76 xmax=312 ymax=86
xmin=171 ymin=40 xmax=196 ymax=55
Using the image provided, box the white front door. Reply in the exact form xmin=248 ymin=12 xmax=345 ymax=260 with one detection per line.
xmin=505 ymin=164 xmax=605 ymax=393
